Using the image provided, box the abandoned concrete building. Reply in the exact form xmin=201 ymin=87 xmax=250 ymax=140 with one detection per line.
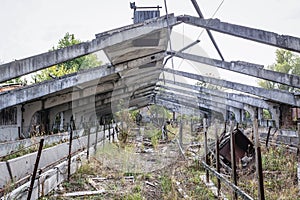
xmin=0 ymin=1 xmax=300 ymax=199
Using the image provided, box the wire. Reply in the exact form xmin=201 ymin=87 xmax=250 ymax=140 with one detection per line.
xmin=177 ymin=0 xmax=225 ymax=69
xmin=163 ymin=0 xmax=176 ymax=83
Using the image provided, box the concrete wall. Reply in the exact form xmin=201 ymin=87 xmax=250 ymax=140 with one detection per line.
xmin=0 ymin=126 xmax=113 ymax=189
xmin=0 ymin=126 xmax=19 ymax=142
xmin=0 ymin=129 xmax=84 ymax=157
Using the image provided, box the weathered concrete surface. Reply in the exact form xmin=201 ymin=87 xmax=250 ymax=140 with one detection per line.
xmin=0 ymin=126 xmax=19 ymax=142
xmin=0 ymin=129 xmax=84 ymax=157
xmin=0 ymin=52 xmax=164 ymax=111
xmin=158 ymin=85 xmax=244 ymax=109
xmin=164 ymin=68 xmax=300 ymax=107
xmin=159 ymin=79 xmax=272 ymax=109
xmin=155 ymin=98 xmax=207 ymax=115
xmin=171 ymin=51 xmax=300 ymax=89
xmin=0 ymin=128 xmax=113 ymax=189
xmin=178 ymin=15 xmax=300 ymax=53
xmin=0 ymin=15 xmax=176 ymax=83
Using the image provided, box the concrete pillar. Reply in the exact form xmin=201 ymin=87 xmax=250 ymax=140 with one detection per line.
xmin=268 ymin=103 xmax=280 ymax=128
xmin=244 ymin=105 xmax=256 ymax=121
xmin=258 ymin=108 xmax=263 ymax=126
xmin=59 ymin=111 xmax=64 ymax=131
xmin=230 ymin=107 xmax=241 ymax=124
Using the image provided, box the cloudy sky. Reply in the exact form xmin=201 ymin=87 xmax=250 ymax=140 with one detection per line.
xmin=0 ymin=0 xmax=300 ymax=84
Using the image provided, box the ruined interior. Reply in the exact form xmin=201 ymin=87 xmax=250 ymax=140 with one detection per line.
xmin=0 ymin=1 xmax=300 ymax=199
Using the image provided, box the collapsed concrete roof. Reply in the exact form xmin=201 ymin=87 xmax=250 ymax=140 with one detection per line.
xmin=0 ymin=13 xmax=300 ymax=132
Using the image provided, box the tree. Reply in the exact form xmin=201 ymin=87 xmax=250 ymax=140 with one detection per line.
xmin=32 ymin=32 xmax=101 ymax=83
xmin=258 ymin=49 xmax=300 ymax=92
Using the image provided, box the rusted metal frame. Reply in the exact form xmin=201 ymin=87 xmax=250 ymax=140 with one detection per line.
xmin=67 ymin=128 xmax=73 ymax=181
xmin=201 ymin=161 xmax=254 ymax=200
xmin=27 ymin=138 xmax=44 ymax=200
xmin=254 ymin=119 xmax=265 ymax=200
xmin=190 ymin=0 xmax=224 ymax=60
xmin=178 ymin=15 xmax=300 ymax=53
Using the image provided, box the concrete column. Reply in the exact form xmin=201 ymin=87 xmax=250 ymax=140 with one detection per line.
xmin=268 ymin=103 xmax=280 ymax=128
xmin=59 ymin=111 xmax=64 ymax=131
xmin=258 ymin=108 xmax=263 ymax=126
xmin=244 ymin=105 xmax=256 ymax=121
xmin=230 ymin=107 xmax=241 ymax=124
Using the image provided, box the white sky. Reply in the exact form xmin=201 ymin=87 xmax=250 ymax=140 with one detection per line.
xmin=1 ymin=0 xmax=300 ymax=85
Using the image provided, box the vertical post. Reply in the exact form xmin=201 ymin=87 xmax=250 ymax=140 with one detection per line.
xmin=86 ymin=124 xmax=90 ymax=160
xmin=215 ymin=122 xmax=221 ymax=197
xmin=265 ymin=126 xmax=272 ymax=148
xmin=112 ymin=124 xmax=115 ymax=143
xmin=68 ymin=128 xmax=73 ymax=181
xmin=94 ymin=125 xmax=99 ymax=154
xmin=18 ymin=126 xmax=21 ymax=139
xmin=190 ymin=118 xmax=193 ymax=133
xmin=179 ymin=120 xmax=183 ymax=147
xmin=108 ymin=123 xmax=111 ymax=143
xmin=103 ymin=124 xmax=106 ymax=148
xmin=230 ymin=121 xmax=237 ymax=200
xmin=297 ymin=123 xmax=300 ymax=192
xmin=173 ymin=111 xmax=176 ymax=121
xmin=27 ymin=139 xmax=44 ymax=200
xmin=224 ymin=121 xmax=227 ymax=134
xmin=254 ymin=119 xmax=265 ymax=200
xmin=203 ymin=118 xmax=209 ymax=183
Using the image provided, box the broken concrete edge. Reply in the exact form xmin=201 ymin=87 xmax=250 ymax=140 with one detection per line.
xmin=0 ymin=14 xmax=178 ymax=83
xmin=177 ymin=15 xmax=300 ymax=53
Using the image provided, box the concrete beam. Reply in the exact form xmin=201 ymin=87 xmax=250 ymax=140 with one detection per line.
xmin=156 ymin=93 xmax=226 ymax=116
xmin=0 ymin=15 xmax=175 ymax=83
xmin=171 ymin=51 xmax=300 ymax=88
xmin=156 ymin=90 xmax=233 ymax=114
xmin=157 ymin=84 xmax=244 ymax=109
xmin=163 ymin=68 xmax=300 ymax=106
xmin=178 ymin=15 xmax=300 ymax=53
xmin=159 ymin=79 xmax=273 ymax=109
xmin=155 ymin=99 xmax=204 ymax=116
xmin=0 ymin=52 xmax=164 ymax=110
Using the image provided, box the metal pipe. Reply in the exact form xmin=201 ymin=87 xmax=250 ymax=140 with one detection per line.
xmin=27 ymin=138 xmax=44 ymax=200
xmin=201 ymin=161 xmax=253 ymax=200
xmin=190 ymin=0 xmax=224 ymax=61
xmin=265 ymin=126 xmax=272 ymax=148
xmin=86 ymin=124 xmax=90 ymax=160
xmin=203 ymin=118 xmax=209 ymax=183
xmin=67 ymin=128 xmax=73 ymax=181
xmin=214 ymin=123 xmax=221 ymax=197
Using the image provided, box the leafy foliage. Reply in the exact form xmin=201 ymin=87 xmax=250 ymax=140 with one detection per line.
xmin=32 ymin=32 xmax=101 ymax=83
xmin=258 ymin=49 xmax=300 ymax=92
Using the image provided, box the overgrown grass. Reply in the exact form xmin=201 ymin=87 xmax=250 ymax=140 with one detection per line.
xmin=238 ymin=145 xmax=299 ymax=200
